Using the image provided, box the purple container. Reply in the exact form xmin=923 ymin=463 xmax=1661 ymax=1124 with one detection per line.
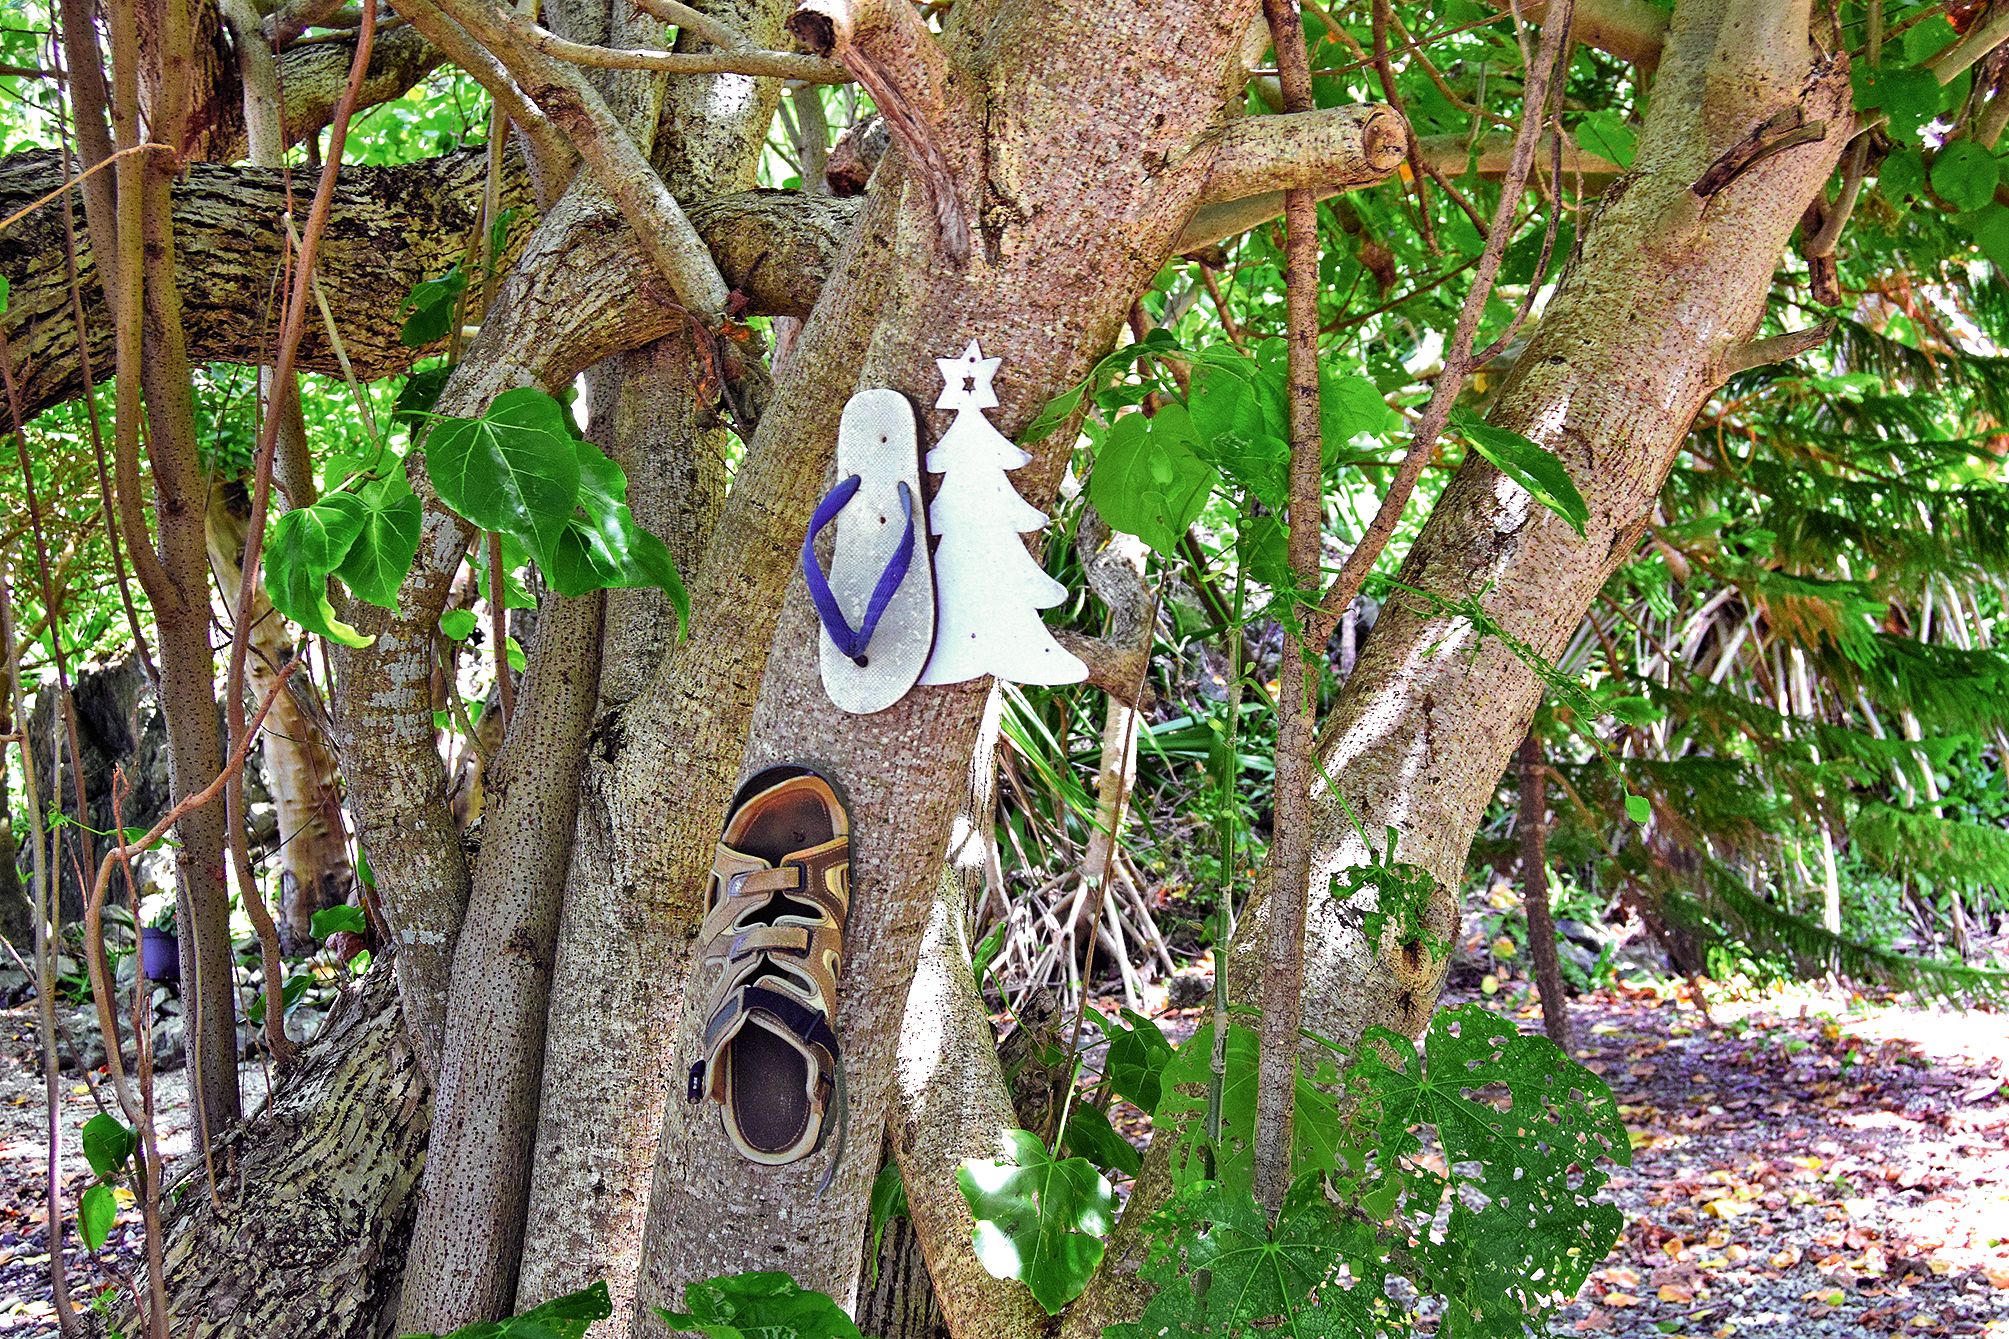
xmin=139 ymin=926 xmax=180 ymax=983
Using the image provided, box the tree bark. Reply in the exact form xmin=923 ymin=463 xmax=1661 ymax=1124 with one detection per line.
xmin=626 ymin=1 xmax=1400 ymax=1324
xmin=1518 ymin=732 xmax=1569 ymax=1050
xmin=1072 ymin=6 xmax=1850 ymax=1333
xmin=115 ymin=964 xmax=429 ymax=1339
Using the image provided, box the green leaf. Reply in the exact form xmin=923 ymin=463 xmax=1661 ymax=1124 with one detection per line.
xmin=970 ymin=919 xmax=1008 ymax=993
xmin=1449 ymin=407 xmax=1588 ymax=535
xmin=539 ymin=438 xmax=690 ymax=632
xmin=868 ymin=1162 xmax=908 ymax=1280
xmin=393 ymin=365 xmax=453 ymax=435
xmin=1089 ymin=407 xmax=1218 ymax=558
xmin=440 ymin=608 xmax=480 ymax=641
xmin=1089 ymin=1008 xmax=1175 ymax=1113
xmin=404 ymin=1282 xmax=612 ymax=1339
xmin=506 ymin=636 xmax=527 ymax=672
xmin=265 ymin=499 xmax=371 ymax=648
xmin=1878 ymin=145 xmax=1925 ymax=202
xmin=400 ymin=265 xmax=467 ymax=347
xmin=1024 ymin=329 xmax=1182 ymax=443
xmin=957 ymin=1127 xmax=1114 ymax=1314
xmin=1625 ymin=792 xmax=1652 ymax=824
xmin=652 ymin=1272 xmax=862 ymax=1339
xmin=1151 ymin=1021 xmax=1340 ymax=1194
xmin=425 ymin=388 xmax=582 ymax=556
xmin=0 ymin=275 xmax=10 ymax=316
xmin=1572 ymin=110 xmax=1636 ymax=168
xmin=1339 ymin=1004 xmax=1630 ymax=1328
xmin=325 ymin=472 xmax=423 ymax=610
xmin=78 ymin=1183 xmax=115 ymax=1251
xmin=311 ymin=904 xmax=367 ymax=939
xmin=1976 ymin=202 xmax=2009 ymax=273
xmin=1320 ymin=371 xmax=1398 ymax=469
xmin=1187 ymin=346 xmax=1289 ymax=510
xmin=1108 ymin=1176 xmax=1372 ymax=1339
xmin=81 ymin=1113 xmax=134 ymax=1179
xmin=1931 ymin=140 xmax=2000 ymax=213
xmin=1851 ymin=62 xmax=1942 ymax=141
xmin=1060 ymin=1099 xmax=1142 ymax=1177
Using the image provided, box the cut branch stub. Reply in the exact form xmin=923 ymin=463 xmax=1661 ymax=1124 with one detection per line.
xmin=1199 ymin=104 xmax=1410 ymax=207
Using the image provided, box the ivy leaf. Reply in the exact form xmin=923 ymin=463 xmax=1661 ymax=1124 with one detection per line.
xmin=311 ymin=904 xmax=367 ymax=939
xmin=1060 ymin=1099 xmax=1143 ymax=1177
xmin=81 ymin=1113 xmax=134 ymax=1179
xmin=425 ymin=388 xmax=582 ymax=557
xmin=1931 ymin=140 xmax=2000 ymax=213
xmin=265 ymin=499 xmax=371 ymax=648
xmin=325 ymin=472 xmax=423 ymax=610
xmin=957 ymin=1127 xmax=1115 ymax=1314
xmin=400 ymin=265 xmax=467 ymax=347
xmin=78 ymin=1182 xmax=115 ymax=1251
xmin=1152 ymin=1020 xmax=1341 ymax=1194
xmin=1449 ymin=408 xmax=1588 ymax=536
xmin=652 ymin=1271 xmax=862 ymax=1339
xmin=540 ymin=438 xmax=690 ymax=633
xmin=1089 ymin=407 xmax=1218 ymax=558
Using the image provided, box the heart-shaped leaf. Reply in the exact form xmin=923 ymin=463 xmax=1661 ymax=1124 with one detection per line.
xmin=325 ymin=472 xmax=423 ymax=610
xmin=265 ymin=499 xmax=370 ymax=647
xmin=426 ymin=387 xmax=582 ymax=555
xmin=958 ymin=1127 xmax=1114 ymax=1313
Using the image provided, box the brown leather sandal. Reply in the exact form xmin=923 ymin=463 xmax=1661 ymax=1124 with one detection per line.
xmin=687 ymin=769 xmax=851 ymax=1170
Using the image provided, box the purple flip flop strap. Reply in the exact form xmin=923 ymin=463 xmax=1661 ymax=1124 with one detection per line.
xmin=801 ymin=474 xmax=918 ymax=667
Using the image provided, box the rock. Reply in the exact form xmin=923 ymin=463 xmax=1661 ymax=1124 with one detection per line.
xmin=1167 ymin=967 xmax=1212 ymax=1009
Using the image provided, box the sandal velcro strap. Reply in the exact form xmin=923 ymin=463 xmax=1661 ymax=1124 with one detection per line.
xmin=689 ymin=771 xmax=852 ymax=1168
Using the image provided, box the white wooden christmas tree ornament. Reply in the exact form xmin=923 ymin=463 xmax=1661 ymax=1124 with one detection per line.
xmin=917 ymin=342 xmax=1088 ymax=688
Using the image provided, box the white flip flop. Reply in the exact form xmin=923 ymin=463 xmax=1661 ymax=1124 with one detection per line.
xmin=802 ymin=389 xmax=935 ymax=714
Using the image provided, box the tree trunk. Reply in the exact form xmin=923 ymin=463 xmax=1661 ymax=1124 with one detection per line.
xmin=117 ymin=963 xmax=428 ymax=1339
xmin=1518 ymin=732 xmax=1569 ymax=1050
xmin=1072 ymin=5 xmax=1849 ymax=1332
xmin=628 ymin=2 xmax=1403 ymax=1323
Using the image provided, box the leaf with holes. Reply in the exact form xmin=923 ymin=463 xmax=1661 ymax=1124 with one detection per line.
xmin=425 ymin=388 xmax=581 ymax=557
xmin=1450 ymin=408 xmax=1588 ymax=536
xmin=1108 ymin=1175 xmax=1379 ymax=1339
xmin=1339 ymin=1004 xmax=1630 ymax=1334
xmin=653 ymin=1271 xmax=862 ymax=1339
xmin=958 ymin=1127 xmax=1114 ymax=1313
xmin=265 ymin=498 xmax=370 ymax=647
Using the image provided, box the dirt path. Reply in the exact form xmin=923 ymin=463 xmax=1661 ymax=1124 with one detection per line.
xmin=0 ymin=1005 xmax=269 ymax=1334
xmin=1548 ymin=983 xmax=2009 ymax=1339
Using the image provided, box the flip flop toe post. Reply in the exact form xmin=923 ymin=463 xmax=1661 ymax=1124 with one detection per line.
xmin=690 ymin=771 xmax=851 ymax=1166
xmin=803 ymin=389 xmax=934 ymax=714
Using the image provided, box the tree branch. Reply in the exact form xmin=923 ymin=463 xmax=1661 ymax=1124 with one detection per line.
xmin=788 ymin=0 xmax=972 ymax=259
xmin=1486 ymin=0 xmax=1668 ymax=67
xmin=1199 ymin=103 xmax=1409 ymax=206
